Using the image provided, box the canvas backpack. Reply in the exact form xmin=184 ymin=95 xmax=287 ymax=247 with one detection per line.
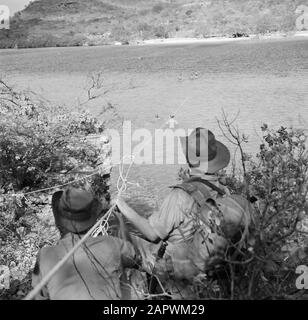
xmin=165 ymin=177 xmax=252 ymax=280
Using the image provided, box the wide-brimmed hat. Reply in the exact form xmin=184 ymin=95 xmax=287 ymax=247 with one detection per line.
xmin=180 ymin=127 xmax=230 ymax=173
xmin=52 ymin=188 xmax=103 ymax=234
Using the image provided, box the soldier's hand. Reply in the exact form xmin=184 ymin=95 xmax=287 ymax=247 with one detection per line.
xmin=112 ymin=196 xmax=128 ymax=212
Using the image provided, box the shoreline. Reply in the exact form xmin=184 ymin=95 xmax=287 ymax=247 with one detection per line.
xmin=131 ymin=31 xmax=308 ymax=46
xmin=1 ymin=31 xmax=307 ymax=51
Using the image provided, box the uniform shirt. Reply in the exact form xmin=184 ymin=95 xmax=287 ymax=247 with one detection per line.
xmin=32 ymin=234 xmax=136 ymax=300
xmin=148 ymin=175 xmax=230 ymax=247
xmin=144 ymin=175 xmax=231 ymax=288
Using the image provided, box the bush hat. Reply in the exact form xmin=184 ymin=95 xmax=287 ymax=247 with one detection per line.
xmin=52 ymin=187 xmax=103 ymax=234
xmin=180 ymin=127 xmax=230 ymax=173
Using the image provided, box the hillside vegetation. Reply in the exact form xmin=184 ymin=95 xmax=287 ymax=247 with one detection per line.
xmin=0 ymin=0 xmax=307 ymax=48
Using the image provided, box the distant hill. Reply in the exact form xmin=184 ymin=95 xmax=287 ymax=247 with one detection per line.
xmin=0 ymin=0 xmax=307 ymax=48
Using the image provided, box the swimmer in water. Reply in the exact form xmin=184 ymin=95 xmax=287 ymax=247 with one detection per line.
xmin=166 ymin=115 xmax=178 ymax=129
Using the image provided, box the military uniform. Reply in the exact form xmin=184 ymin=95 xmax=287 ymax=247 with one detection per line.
xmin=32 ymin=234 xmax=137 ymax=300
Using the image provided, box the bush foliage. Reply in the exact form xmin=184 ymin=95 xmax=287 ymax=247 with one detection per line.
xmin=0 ymin=79 xmax=112 ymax=299
xmin=0 ymin=80 xmax=110 ymax=191
xmin=227 ymin=124 xmax=308 ymax=299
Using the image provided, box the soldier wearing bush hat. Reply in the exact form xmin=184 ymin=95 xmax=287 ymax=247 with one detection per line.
xmin=52 ymin=188 xmax=103 ymax=235
xmin=31 ymin=187 xmax=138 ymax=300
xmin=180 ymin=127 xmax=230 ymax=175
xmin=115 ymin=127 xmax=233 ymax=298
xmin=117 ymin=127 xmax=231 ymax=241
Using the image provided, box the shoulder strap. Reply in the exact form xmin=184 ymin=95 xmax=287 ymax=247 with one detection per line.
xmin=186 ymin=177 xmax=226 ymax=196
xmin=172 ymin=180 xmax=213 ymax=208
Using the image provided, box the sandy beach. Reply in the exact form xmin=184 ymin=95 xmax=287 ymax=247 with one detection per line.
xmin=125 ymin=31 xmax=308 ymax=46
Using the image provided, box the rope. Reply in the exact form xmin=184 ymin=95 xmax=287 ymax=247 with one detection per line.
xmin=91 ymin=156 xmax=134 ymax=238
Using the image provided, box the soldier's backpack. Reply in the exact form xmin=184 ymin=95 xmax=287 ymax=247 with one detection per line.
xmin=166 ymin=177 xmax=253 ymax=280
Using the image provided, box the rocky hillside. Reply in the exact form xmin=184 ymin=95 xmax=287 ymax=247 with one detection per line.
xmin=0 ymin=0 xmax=307 ymax=48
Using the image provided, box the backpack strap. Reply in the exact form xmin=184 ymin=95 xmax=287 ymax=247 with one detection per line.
xmin=172 ymin=180 xmax=214 ymax=208
xmin=171 ymin=177 xmax=226 ymax=207
xmin=187 ymin=177 xmax=226 ymax=196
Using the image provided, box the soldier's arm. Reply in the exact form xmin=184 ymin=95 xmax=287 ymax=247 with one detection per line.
xmin=116 ymin=189 xmax=193 ymax=243
xmin=147 ymin=188 xmax=194 ymax=240
xmin=116 ymin=198 xmax=160 ymax=242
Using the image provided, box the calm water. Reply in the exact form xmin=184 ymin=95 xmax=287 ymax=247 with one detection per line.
xmin=1 ymin=38 xmax=307 ymax=212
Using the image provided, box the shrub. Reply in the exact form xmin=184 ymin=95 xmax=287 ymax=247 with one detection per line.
xmin=137 ymin=22 xmax=152 ymax=32
xmin=255 ymin=13 xmax=278 ymax=34
xmin=110 ymin=25 xmax=131 ymax=43
xmin=153 ymin=25 xmax=169 ymax=38
xmin=0 ymin=79 xmax=113 ymax=299
xmin=194 ymin=22 xmax=212 ymax=38
xmin=218 ymin=117 xmax=308 ymax=299
xmin=0 ymin=80 xmax=107 ymax=192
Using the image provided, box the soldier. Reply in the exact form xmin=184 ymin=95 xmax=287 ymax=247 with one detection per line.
xmin=32 ymin=187 xmax=139 ymax=300
xmin=116 ymin=128 xmax=252 ymax=298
